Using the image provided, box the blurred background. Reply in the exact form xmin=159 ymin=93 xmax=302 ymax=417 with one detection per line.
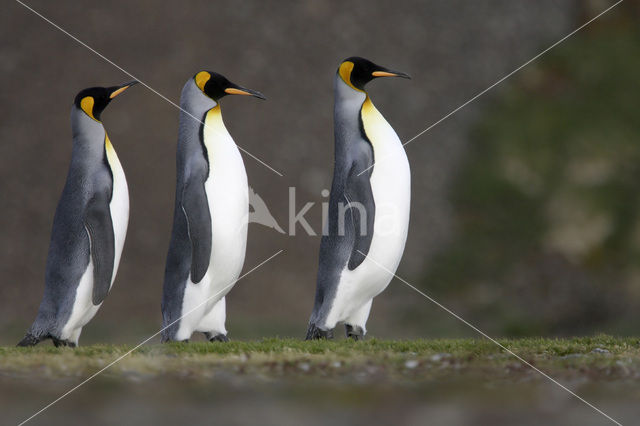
xmin=0 ymin=0 xmax=637 ymax=345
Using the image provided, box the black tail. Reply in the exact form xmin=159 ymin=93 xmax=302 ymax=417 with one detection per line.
xmin=305 ymin=323 xmax=334 ymax=340
xmin=17 ymin=333 xmax=42 ymax=347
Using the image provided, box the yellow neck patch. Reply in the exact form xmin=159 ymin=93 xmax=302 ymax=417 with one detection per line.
xmin=104 ymin=133 xmax=122 ymax=174
xmin=105 ymin=133 xmax=115 ymax=155
xmin=205 ymin=105 xmax=223 ymax=125
xmin=195 ymin=71 xmax=211 ymax=91
xmin=80 ymin=96 xmax=98 ymax=121
xmin=362 ymin=95 xmax=375 ymax=114
xmin=338 ymin=61 xmax=362 ymax=92
xmin=201 ymin=105 xmax=226 ymax=156
xmin=360 ymin=96 xmax=384 ymax=147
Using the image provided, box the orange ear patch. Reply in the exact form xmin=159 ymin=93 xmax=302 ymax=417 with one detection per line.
xmin=339 ymin=61 xmax=361 ymax=91
xmin=195 ymin=71 xmax=211 ymax=91
xmin=80 ymin=96 xmax=97 ymax=121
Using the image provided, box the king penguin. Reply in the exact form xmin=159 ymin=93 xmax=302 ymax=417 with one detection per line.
xmin=161 ymin=71 xmax=265 ymax=343
xmin=306 ymin=57 xmax=411 ymax=340
xmin=18 ymin=81 xmax=137 ymax=347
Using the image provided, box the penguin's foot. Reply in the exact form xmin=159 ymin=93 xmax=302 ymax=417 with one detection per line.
xmin=162 ymin=338 xmax=189 ymax=344
xmin=51 ymin=337 xmax=76 ymax=348
xmin=205 ymin=332 xmax=229 ymax=343
xmin=345 ymin=324 xmax=365 ymax=341
xmin=305 ymin=323 xmax=334 ymax=340
xmin=160 ymin=334 xmax=175 ymax=344
xmin=161 ymin=332 xmax=190 ymax=344
xmin=16 ymin=333 xmax=41 ymax=347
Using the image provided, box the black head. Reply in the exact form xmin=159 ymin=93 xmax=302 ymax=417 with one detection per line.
xmin=73 ymin=81 xmax=138 ymax=121
xmin=193 ymin=71 xmax=266 ymax=102
xmin=337 ymin=56 xmax=410 ymax=91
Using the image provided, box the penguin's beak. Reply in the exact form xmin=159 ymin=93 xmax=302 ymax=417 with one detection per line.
xmin=224 ymin=84 xmax=266 ymax=100
xmin=371 ymin=67 xmax=411 ymax=79
xmin=109 ymin=80 xmax=139 ymax=99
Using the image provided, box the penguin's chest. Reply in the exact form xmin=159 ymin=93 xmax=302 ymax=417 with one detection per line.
xmin=105 ymin=140 xmax=129 ymax=284
xmin=190 ymin=123 xmax=248 ymax=299
xmin=336 ymin=103 xmax=411 ymax=308
xmin=366 ymin=120 xmax=411 ymax=276
xmin=177 ymin=124 xmax=248 ymax=339
xmin=203 ymin=136 xmax=249 ymax=284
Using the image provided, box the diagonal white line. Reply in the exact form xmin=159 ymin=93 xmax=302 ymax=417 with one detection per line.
xmin=14 ymin=0 xmax=284 ymax=177
xmin=358 ymin=0 xmax=623 ymax=176
xmin=17 ymin=250 xmax=284 ymax=426
xmin=357 ymin=250 xmax=623 ymax=426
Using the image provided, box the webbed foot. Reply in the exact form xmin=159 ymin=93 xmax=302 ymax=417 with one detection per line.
xmin=205 ymin=332 xmax=229 ymax=342
xmin=345 ymin=324 xmax=365 ymax=341
xmin=305 ymin=323 xmax=334 ymax=340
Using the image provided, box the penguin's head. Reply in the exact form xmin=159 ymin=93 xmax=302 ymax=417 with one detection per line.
xmin=74 ymin=81 xmax=138 ymax=121
xmin=193 ymin=71 xmax=266 ymax=102
xmin=337 ymin=57 xmax=410 ymax=91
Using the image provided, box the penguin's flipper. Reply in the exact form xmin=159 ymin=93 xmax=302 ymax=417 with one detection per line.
xmin=181 ymin=178 xmax=212 ymax=283
xmin=345 ymin=161 xmax=375 ymax=270
xmin=84 ymin=192 xmax=115 ymax=305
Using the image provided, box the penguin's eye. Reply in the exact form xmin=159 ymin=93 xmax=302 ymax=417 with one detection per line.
xmin=195 ymin=71 xmax=211 ymax=92
xmin=80 ymin=96 xmax=96 ymax=120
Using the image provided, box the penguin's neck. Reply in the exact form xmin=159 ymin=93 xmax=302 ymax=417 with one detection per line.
xmin=70 ymin=106 xmax=108 ymax=167
xmin=180 ymin=80 xmax=218 ymax=127
xmin=203 ymin=105 xmax=226 ymax=131
xmin=334 ymin=75 xmax=367 ymax=158
xmin=334 ymin=74 xmax=367 ymax=110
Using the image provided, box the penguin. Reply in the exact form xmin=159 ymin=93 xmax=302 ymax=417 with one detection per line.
xmin=161 ymin=71 xmax=265 ymax=343
xmin=306 ymin=57 xmax=411 ymax=340
xmin=18 ymin=81 xmax=137 ymax=347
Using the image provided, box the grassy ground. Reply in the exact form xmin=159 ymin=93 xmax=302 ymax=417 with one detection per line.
xmin=2 ymin=335 xmax=639 ymax=382
xmin=3 ymin=336 xmax=639 ymax=425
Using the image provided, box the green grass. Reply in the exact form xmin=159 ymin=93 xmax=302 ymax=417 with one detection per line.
xmin=2 ymin=336 xmax=639 ymax=383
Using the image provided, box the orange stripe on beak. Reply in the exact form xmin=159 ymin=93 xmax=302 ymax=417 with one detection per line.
xmin=110 ymin=85 xmax=131 ymax=99
xmin=372 ymin=71 xmax=400 ymax=77
xmin=225 ymin=88 xmax=252 ymax=96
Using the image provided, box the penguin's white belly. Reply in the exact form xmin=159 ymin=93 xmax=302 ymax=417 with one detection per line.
xmin=177 ymin=122 xmax=248 ymax=339
xmin=61 ymin=149 xmax=129 ymax=342
xmin=326 ymin=107 xmax=411 ymax=326
xmin=60 ymin=257 xmax=99 ymax=341
xmin=107 ymin=147 xmax=129 ymax=289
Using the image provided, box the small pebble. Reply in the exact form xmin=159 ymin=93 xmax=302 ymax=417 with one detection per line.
xmin=560 ymin=353 xmax=583 ymax=359
xmin=430 ymin=353 xmax=450 ymax=362
xmin=298 ymin=362 xmax=310 ymax=372
xmin=405 ymin=360 xmax=419 ymax=369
